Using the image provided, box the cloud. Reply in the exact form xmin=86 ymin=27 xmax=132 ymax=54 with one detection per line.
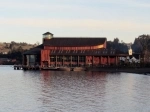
xmin=0 ymin=0 xmax=150 ymax=11
xmin=0 ymin=1 xmax=100 ymax=16
xmin=105 ymin=0 xmax=150 ymax=8
xmin=0 ymin=1 xmax=67 ymax=10
xmin=0 ymin=18 xmax=150 ymax=32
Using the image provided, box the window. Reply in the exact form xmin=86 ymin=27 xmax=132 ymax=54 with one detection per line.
xmin=50 ymin=56 xmax=56 ymax=62
xmin=57 ymin=56 xmax=63 ymax=62
xmin=79 ymin=56 xmax=85 ymax=62
xmin=64 ymin=56 xmax=70 ymax=62
xmin=72 ymin=56 xmax=78 ymax=62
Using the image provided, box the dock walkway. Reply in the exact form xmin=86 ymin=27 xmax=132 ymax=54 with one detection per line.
xmin=14 ymin=65 xmax=150 ymax=74
xmin=13 ymin=65 xmax=86 ymax=71
xmin=14 ymin=65 xmax=40 ymax=70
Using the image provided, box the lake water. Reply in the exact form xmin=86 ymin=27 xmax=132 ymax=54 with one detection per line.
xmin=0 ymin=66 xmax=150 ymax=112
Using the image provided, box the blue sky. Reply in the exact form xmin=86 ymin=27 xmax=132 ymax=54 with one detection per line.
xmin=0 ymin=0 xmax=150 ymax=44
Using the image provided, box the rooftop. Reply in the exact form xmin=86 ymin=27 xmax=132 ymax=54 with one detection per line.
xmin=23 ymin=44 xmax=43 ymax=55
xmin=43 ymin=32 xmax=53 ymax=36
xmin=43 ymin=37 xmax=106 ymax=47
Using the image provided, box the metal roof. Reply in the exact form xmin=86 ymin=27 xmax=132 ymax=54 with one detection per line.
xmin=43 ymin=37 xmax=106 ymax=47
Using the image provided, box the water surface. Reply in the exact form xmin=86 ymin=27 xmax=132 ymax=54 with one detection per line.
xmin=0 ymin=66 xmax=150 ymax=112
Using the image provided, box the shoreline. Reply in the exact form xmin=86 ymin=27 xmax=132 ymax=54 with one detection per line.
xmin=86 ymin=67 xmax=150 ymax=74
xmin=11 ymin=65 xmax=150 ymax=74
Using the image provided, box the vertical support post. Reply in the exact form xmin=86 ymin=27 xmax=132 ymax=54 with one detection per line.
xmin=85 ymin=56 xmax=87 ymax=66
xmin=40 ymin=51 xmax=42 ymax=67
xmin=108 ymin=56 xmax=110 ymax=65
xmin=78 ymin=56 xmax=79 ymax=66
xmin=100 ymin=56 xmax=102 ymax=65
xmin=27 ymin=55 xmax=29 ymax=66
xmin=115 ymin=56 xmax=118 ymax=66
xmin=84 ymin=56 xmax=86 ymax=66
xmin=70 ymin=56 xmax=72 ymax=67
xmin=99 ymin=56 xmax=101 ymax=65
xmin=49 ymin=54 xmax=50 ymax=67
xmin=63 ymin=56 xmax=64 ymax=66
xmin=139 ymin=54 xmax=141 ymax=63
xmin=48 ymin=54 xmax=50 ymax=67
xmin=22 ymin=54 xmax=24 ymax=65
xmin=92 ymin=56 xmax=94 ymax=67
xmin=56 ymin=55 xmax=57 ymax=67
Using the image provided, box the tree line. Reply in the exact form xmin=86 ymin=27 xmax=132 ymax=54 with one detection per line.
xmin=107 ymin=38 xmax=128 ymax=53
xmin=0 ymin=35 xmax=150 ymax=64
xmin=132 ymin=34 xmax=150 ymax=63
xmin=107 ymin=34 xmax=150 ymax=55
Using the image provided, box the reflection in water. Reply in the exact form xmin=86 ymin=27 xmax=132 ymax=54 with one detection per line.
xmin=0 ymin=66 xmax=150 ymax=112
xmin=39 ymin=71 xmax=109 ymax=112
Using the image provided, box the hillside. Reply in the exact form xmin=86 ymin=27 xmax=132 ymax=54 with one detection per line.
xmin=0 ymin=41 xmax=37 ymax=54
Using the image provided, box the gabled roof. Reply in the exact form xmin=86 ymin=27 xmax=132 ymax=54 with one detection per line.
xmin=23 ymin=44 xmax=43 ymax=55
xmin=44 ymin=37 xmax=106 ymax=47
xmin=43 ymin=32 xmax=53 ymax=35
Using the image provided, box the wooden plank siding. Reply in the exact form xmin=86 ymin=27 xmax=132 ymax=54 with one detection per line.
xmin=44 ymin=44 xmax=105 ymax=50
xmin=41 ymin=50 xmax=50 ymax=67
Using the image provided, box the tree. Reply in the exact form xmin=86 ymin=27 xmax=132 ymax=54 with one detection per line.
xmin=138 ymin=35 xmax=150 ymax=51
xmin=107 ymin=38 xmax=128 ymax=53
xmin=17 ymin=46 xmax=23 ymax=52
xmin=137 ymin=34 xmax=150 ymax=63
xmin=132 ymin=38 xmax=142 ymax=53
xmin=113 ymin=38 xmax=119 ymax=44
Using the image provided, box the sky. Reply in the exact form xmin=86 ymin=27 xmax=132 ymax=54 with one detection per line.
xmin=0 ymin=0 xmax=150 ymax=44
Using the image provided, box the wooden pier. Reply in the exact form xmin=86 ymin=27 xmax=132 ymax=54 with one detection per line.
xmin=14 ymin=65 xmax=23 ymax=70
xmin=14 ymin=65 xmax=40 ymax=70
xmin=14 ymin=65 xmax=86 ymax=71
xmin=13 ymin=65 xmax=150 ymax=73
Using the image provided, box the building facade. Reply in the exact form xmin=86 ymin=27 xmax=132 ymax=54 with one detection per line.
xmin=23 ymin=32 xmax=127 ymax=67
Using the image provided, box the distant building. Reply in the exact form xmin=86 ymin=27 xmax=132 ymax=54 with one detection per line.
xmin=0 ymin=58 xmax=9 ymax=62
xmin=2 ymin=52 xmax=8 ymax=54
xmin=0 ymin=58 xmax=9 ymax=64
xmin=23 ymin=32 xmax=129 ymax=67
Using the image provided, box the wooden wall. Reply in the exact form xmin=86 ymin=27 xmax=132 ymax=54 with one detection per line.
xmin=86 ymin=56 xmax=93 ymax=65
xmin=86 ymin=56 xmax=117 ymax=66
xmin=41 ymin=50 xmax=50 ymax=66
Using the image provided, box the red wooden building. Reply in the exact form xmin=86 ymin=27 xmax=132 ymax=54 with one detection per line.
xmin=23 ymin=32 xmax=127 ymax=67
